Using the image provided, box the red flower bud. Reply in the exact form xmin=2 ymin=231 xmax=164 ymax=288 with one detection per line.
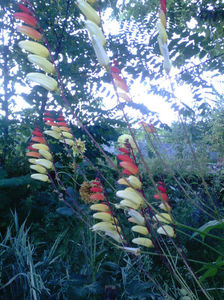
xmin=18 ymin=3 xmax=31 ymax=15
xmin=90 ymin=193 xmax=105 ymax=201
xmin=32 ymin=130 xmax=43 ymax=137
xmin=110 ymin=66 xmax=121 ymax=73
xmin=118 ymin=147 xmax=130 ymax=154
xmin=92 ymin=181 xmax=101 ymax=185
xmin=57 ymin=122 xmax=67 ymax=126
xmin=13 ymin=12 xmax=37 ymax=27
xmin=117 ymin=154 xmax=132 ymax=163
xmin=43 ymin=117 xmax=54 ymax=122
xmin=90 ymin=187 xmax=102 ymax=193
xmin=27 ymin=145 xmax=35 ymax=150
xmin=160 ymin=0 xmax=166 ymax=14
xmin=45 ymin=121 xmax=56 ymax=126
xmin=158 ymin=185 xmax=167 ymax=193
xmin=122 ymin=169 xmax=133 ymax=175
xmin=153 ymin=193 xmax=168 ymax=202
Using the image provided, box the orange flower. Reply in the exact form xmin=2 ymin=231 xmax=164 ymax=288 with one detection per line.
xmin=113 ymin=77 xmax=129 ymax=92
xmin=31 ymin=136 xmax=46 ymax=143
xmin=153 ymin=193 xmax=168 ymax=202
xmin=90 ymin=193 xmax=105 ymax=201
xmin=26 ymin=151 xmax=40 ymax=158
xmin=117 ymin=154 xmax=133 ymax=163
xmin=119 ymin=161 xmax=139 ymax=175
xmin=16 ymin=25 xmax=42 ymax=40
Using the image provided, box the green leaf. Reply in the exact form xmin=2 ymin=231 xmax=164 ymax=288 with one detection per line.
xmin=0 ymin=175 xmax=33 ymax=188
xmin=0 ymin=168 xmax=7 ymax=179
xmin=102 ymin=261 xmax=120 ymax=271
xmin=191 ymin=219 xmax=224 ymax=241
xmin=56 ymin=207 xmax=74 ymax=216
xmin=126 ymin=280 xmax=154 ymax=297
xmin=199 ymin=266 xmax=217 ymax=282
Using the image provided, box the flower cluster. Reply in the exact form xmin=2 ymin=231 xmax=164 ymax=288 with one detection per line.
xmin=77 ymin=0 xmax=109 ymax=68
xmin=26 ymin=127 xmax=53 ymax=182
xmin=43 ymin=112 xmax=86 ymax=157
xmin=13 ymin=2 xmax=58 ymax=91
xmin=139 ymin=122 xmax=156 ymax=134
xmin=117 ymin=134 xmax=136 ymax=152
xmin=44 ymin=112 xmax=73 ymax=142
xmin=153 ymin=181 xmax=175 ymax=238
xmin=157 ymin=0 xmax=172 ymax=74
xmin=80 ymin=179 xmax=124 ymax=243
xmin=80 ymin=180 xmax=104 ymax=204
xmin=115 ymin=135 xmax=153 ymax=248
xmin=110 ymin=62 xmax=131 ymax=103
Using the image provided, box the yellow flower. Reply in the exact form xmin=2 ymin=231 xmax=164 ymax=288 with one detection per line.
xmin=131 ymin=225 xmax=149 ymax=236
xmin=31 ymin=173 xmax=49 ymax=182
xmin=30 ymin=164 xmax=47 ymax=174
xmin=93 ymin=212 xmax=113 ymax=222
xmin=34 ymin=159 xmax=53 ymax=169
xmin=118 ymin=176 xmax=142 ymax=189
xmin=77 ymin=0 xmax=100 ymax=25
xmin=90 ymin=203 xmax=110 ymax=212
xmin=116 ymin=187 xmax=144 ymax=206
xmin=32 ymin=143 xmax=49 ymax=151
xmin=44 ymin=130 xmax=61 ymax=139
xmin=157 ymin=225 xmax=176 ymax=238
xmin=119 ymin=199 xmax=140 ymax=210
xmin=118 ymin=134 xmax=136 ymax=150
xmin=72 ymin=139 xmax=86 ymax=157
xmin=91 ymin=221 xmax=115 ymax=232
xmin=128 ymin=210 xmax=145 ymax=225
xmin=153 ymin=213 xmax=173 ymax=224
xmin=132 ymin=237 xmax=154 ymax=248
xmin=123 ymin=247 xmax=141 ymax=256
xmin=105 ymin=231 xmax=123 ymax=243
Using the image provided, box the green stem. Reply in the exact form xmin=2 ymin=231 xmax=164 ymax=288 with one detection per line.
xmin=92 ymin=232 xmax=97 ymax=300
xmin=176 ymin=229 xmax=223 ymax=257
xmin=141 ymin=250 xmax=212 ymax=265
xmin=176 ymin=222 xmax=224 ymax=242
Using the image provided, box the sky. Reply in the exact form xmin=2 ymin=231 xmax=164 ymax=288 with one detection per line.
xmin=6 ymin=2 xmax=222 ymax=126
